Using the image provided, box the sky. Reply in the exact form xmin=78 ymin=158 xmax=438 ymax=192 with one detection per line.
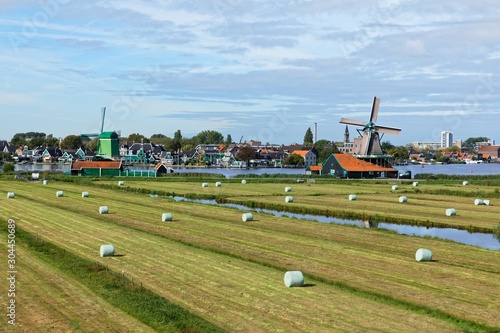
xmin=1 ymin=0 xmax=500 ymax=146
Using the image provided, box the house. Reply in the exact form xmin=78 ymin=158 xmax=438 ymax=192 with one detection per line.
xmin=71 ymin=160 xmax=123 ymax=176
xmin=478 ymin=146 xmax=500 ymax=160
xmin=41 ymin=147 xmax=63 ymax=163
xmin=290 ymin=150 xmax=317 ymax=167
xmin=321 ymin=153 xmax=398 ymax=178
xmin=305 ymin=165 xmax=323 ymax=175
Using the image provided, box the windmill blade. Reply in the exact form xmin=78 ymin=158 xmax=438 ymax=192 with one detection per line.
xmin=100 ymin=107 xmax=106 ymax=133
xmin=370 ymin=97 xmax=380 ymax=123
xmin=376 ymin=125 xmax=401 ymax=135
xmin=339 ymin=118 xmax=365 ymax=126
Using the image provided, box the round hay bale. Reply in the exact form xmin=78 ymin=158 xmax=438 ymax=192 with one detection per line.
xmin=7 ymin=192 xmax=14 ymax=199
xmin=241 ymin=179 xmax=247 ymax=184
xmin=43 ymin=180 xmax=49 ymax=185
xmin=99 ymin=244 xmax=115 ymax=257
xmin=242 ymin=213 xmax=253 ymax=222
xmin=99 ymin=206 xmax=109 ymax=214
xmin=392 ymin=185 xmax=399 ymax=190
xmin=415 ymin=248 xmax=433 ymax=262
xmin=284 ymin=271 xmax=304 ymax=287
xmin=483 ymin=199 xmax=490 ymax=206
xmin=285 ymin=196 xmax=293 ymax=203
xmin=215 ymin=182 xmax=222 ymax=187
xmin=202 ymin=183 xmax=208 ymax=188
xmin=462 ymin=181 xmax=469 ymax=186
xmin=82 ymin=191 xmax=90 ymax=198
xmin=118 ymin=181 xmax=124 ymax=186
xmin=474 ymin=199 xmax=483 ymax=206
xmin=412 ymin=181 xmax=419 ymax=187
xmin=445 ymin=208 xmax=456 ymax=216
xmin=161 ymin=213 xmax=173 ymax=222
xmin=56 ymin=191 xmax=64 ymax=197
xmin=348 ymin=194 xmax=357 ymax=201
xmin=399 ymin=196 xmax=407 ymax=203
xmin=285 ymin=186 xmax=292 ymax=192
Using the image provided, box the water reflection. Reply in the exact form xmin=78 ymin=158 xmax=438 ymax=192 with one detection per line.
xmin=171 ymin=196 xmax=500 ymax=250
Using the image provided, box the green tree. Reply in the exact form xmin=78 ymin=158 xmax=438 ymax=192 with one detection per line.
xmin=463 ymin=137 xmax=490 ymax=148
xmin=171 ymin=130 xmax=183 ymax=152
xmin=225 ymin=134 xmax=233 ymax=145
xmin=195 ymin=130 xmax=224 ymax=145
xmin=303 ymin=128 xmax=313 ymax=145
xmin=87 ymin=138 xmax=99 ymax=151
xmin=127 ymin=133 xmax=149 ymax=143
xmin=314 ymin=140 xmax=339 ymax=163
xmin=381 ymin=141 xmax=395 ymax=152
xmin=285 ymin=153 xmax=304 ymax=166
xmin=60 ymin=135 xmax=83 ymax=149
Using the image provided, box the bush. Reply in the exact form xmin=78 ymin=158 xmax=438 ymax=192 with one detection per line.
xmin=2 ymin=162 xmax=15 ymax=173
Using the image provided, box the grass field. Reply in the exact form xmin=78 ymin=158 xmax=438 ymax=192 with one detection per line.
xmin=1 ymin=177 xmax=499 ymax=332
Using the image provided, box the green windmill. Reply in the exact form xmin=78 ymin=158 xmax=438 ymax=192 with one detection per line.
xmin=81 ymin=107 xmax=120 ymax=160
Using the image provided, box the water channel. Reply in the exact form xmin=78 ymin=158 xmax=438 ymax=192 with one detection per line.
xmin=171 ymin=196 xmax=500 ymax=250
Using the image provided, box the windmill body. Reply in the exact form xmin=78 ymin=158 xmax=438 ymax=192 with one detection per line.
xmin=340 ymin=97 xmax=401 ymax=156
xmin=81 ymin=107 xmax=120 ymax=159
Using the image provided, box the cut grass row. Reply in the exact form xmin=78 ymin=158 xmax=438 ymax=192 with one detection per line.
xmin=0 ymin=240 xmax=157 ymax=333
xmin=93 ymin=179 xmax=500 ymax=231
xmin=1 ymin=180 xmax=499 ymax=331
xmin=0 ymin=192 xmax=465 ymax=333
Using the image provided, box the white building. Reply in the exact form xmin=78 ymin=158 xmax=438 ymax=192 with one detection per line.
xmin=441 ymin=131 xmax=453 ymax=148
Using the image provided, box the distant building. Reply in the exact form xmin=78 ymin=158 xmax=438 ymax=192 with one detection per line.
xmin=441 ymin=131 xmax=453 ymax=148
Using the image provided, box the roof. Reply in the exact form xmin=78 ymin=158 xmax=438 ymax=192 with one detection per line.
xmin=71 ymin=160 xmax=122 ymax=170
xmin=478 ymin=145 xmax=500 ymax=152
xmin=333 ymin=154 xmax=396 ymax=172
xmin=308 ymin=165 xmax=323 ymax=171
xmin=99 ymin=131 xmax=119 ymax=139
xmin=291 ymin=150 xmax=311 ymax=157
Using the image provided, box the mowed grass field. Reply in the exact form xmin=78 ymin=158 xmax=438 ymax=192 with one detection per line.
xmin=1 ymin=178 xmax=499 ymax=332
xmin=97 ymin=178 xmax=500 ymax=230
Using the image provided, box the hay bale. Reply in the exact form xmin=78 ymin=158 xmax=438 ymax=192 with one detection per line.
xmin=82 ymin=191 xmax=90 ymax=198
xmin=215 ymin=182 xmax=222 ymax=187
xmin=285 ymin=186 xmax=292 ymax=192
xmin=483 ymin=199 xmax=490 ymax=206
xmin=415 ymin=248 xmax=433 ymax=262
xmin=284 ymin=271 xmax=304 ymax=287
xmin=99 ymin=206 xmax=109 ymax=214
xmin=56 ymin=191 xmax=64 ymax=197
xmin=202 ymin=183 xmax=208 ymax=187
xmin=445 ymin=208 xmax=456 ymax=216
xmin=7 ymin=192 xmax=14 ymax=199
xmin=242 ymin=213 xmax=253 ymax=222
xmin=31 ymin=173 xmax=40 ymax=180
xmin=392 ymin=185 xmax=399 ymax=190
xmin=474 ymin=199 xmax=483 ymax=206
xmin=399 ymin=196 xmax=407 ymax=203
xmin=413 ymin=181 xmax=419 ymax=187
xmin=118 ymin=181 xmax=124 ymax=186
xmin=348 ymin=194 xmax=357 ymax=201
xmin=161 ymin=213 xmax=173 ymax=222
xmin=43 ymin=180 xmax=49 ymax=185
xmin=99 ymin=244 xmax=115 ymax=257
xmin=285 ymin=196 xmax=293 ymax=203
xmin=241 ymin=179 xmax=247 ymax=184
xmin=462 ymin=181 xmax=469 ymax=186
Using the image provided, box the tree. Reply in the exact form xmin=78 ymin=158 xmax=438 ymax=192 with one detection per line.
xmin=127 ymin=133 xmax=149 ymax=143
xmin=87 ymin=138 xmax=99 ymax=151
xmin=151 ymin=133 xmax=166 ymax=139
xmin=463 ymin=137 xmax=490 ymax=148
xmin=236 ymin=145 xmax=256 ymax=167
xmin=60 ymin=135 xmax=83 ymax=149
xmin=381 ymin=141 xmax=395 ymax=152
xmin=225 ymin=134 xmax=233 ymax=145
xmin=314 ymin=139 xmax=339 ymax=163
xmin=2 ymin=162 xmax=15 ymax=173
xmin=171 ymin=130 xmax=182 ymax=152
xmin=285 ymin=153 xmax=304 ymax=166
xmin=194 ymin=130 xmax=224 ymax=145
xmin=303 ymin=128 xmax=313 ymax=145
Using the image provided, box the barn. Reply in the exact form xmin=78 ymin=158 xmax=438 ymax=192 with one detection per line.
xmin=321 ymin=153 xmax=398 ymax=179
xmin=71 ymin=160 xmax=123 ymax=177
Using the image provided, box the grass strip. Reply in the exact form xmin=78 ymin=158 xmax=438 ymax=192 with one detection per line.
xmin=9 ymin=226 xmax=227 ymax=333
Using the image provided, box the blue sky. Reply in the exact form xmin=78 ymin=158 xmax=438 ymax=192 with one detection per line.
xmin=1 ymin=0 xmax=499 ymax=146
